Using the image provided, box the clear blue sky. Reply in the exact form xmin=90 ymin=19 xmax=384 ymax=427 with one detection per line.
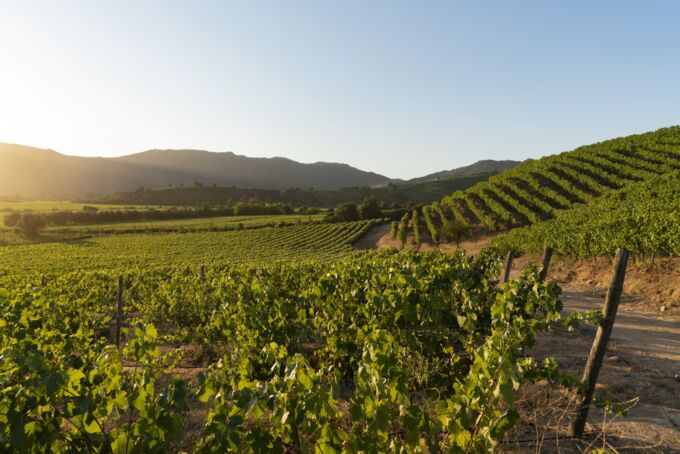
xmin=1 ymin=1 xmax=679 ymax=179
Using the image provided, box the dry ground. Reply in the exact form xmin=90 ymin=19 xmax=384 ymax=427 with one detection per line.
xmin=499 ymin=292 xmax=680 ymax=453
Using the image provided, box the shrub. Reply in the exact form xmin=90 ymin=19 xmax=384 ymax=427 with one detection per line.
xmin=397 ymin=212 xmax=409 ymax=247
xmin=14 ymin=214 xmax=47 ymax=238
xmin=333 ymin=203 xmax=359 ymax=222
xmin=3 ymin=211 xmax=21 ymax=227
xmin=358 ymin=196 xmax=383 ymax=219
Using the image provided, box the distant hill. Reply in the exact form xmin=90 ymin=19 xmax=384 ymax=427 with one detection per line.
xmin=408 ymin=160 xmax=521 ymax=183
xmin=0 ymin=144 xmax=391 ymax=198
xmin=92 ymin=173 xmax=495 ymax=208
xmin=0 ymin=142 xmax=525 ymax=201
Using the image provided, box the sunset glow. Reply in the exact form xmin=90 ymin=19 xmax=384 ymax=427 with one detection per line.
xmin=2 ymin=1 xmax=680 ymax=178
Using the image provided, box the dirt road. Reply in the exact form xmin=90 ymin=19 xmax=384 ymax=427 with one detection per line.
xmin=353 ymin=223 xmax=392 ymax=249
xmin=562 ymin=292 xmax=680 ymax=367
xmin=523 ymin=291 xmax=680 ymax=452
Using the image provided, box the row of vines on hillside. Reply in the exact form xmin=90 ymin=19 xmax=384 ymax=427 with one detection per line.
xmin=439 ymin=126 xmax=680 ymax=232
xmin=491 ymin=172 xmax=680 ymax=256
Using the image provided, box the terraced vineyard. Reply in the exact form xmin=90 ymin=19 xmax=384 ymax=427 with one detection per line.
xmin=0 ymin=220 xmax=379 ymax=273
xmin=440 ymin=126 xmax=680 ymax=231
xmin=491 ymin=171 xmax=680 ymax=256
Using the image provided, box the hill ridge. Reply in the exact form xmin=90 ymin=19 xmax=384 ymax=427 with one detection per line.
xmin=0 ymin=142 xmax=518 ymax=199
xmin=0 ymin=143 xmax=391 ymax=197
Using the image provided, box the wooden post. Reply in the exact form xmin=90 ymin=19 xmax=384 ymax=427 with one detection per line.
xmin=200 ymin=265 xmax=205 ymax=280
xmin=115 ymin=276 xmax=123 ymax=347
xmin=568 ymin=248 xmax=629 ymax=438
xmin=539 ymin=246 xmax=553 ymax=281
xmin=501 ymin=251 xmax=513 ymax=284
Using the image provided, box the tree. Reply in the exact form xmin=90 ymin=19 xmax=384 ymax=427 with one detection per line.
xmin=358 ymin=196 xmax=383 ymax=220
xmin=3 ymin=211 xmax=20 ymax=227
xmin=14 ymin=214 xmax=47 ymax=238
xmin=333 ymin=203 xmax=359 ymax=222
xmin=441 ymin=219 xmax=471 ymax=248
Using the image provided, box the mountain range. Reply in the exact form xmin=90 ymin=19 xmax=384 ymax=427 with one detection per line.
xmin=409 ymin=160 xmax=521 ymax=183
xmin=0 ymin=143 xmax=519 ymax=198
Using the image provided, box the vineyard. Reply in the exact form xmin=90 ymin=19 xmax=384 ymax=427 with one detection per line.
xmin=0 ymin=220 xmax=378 ymax=273
xmin=438 ymin=126 xmax=680 ymax=231
xmin=2 ymin=126 xmax=679 ymax=451
xmin=41 ymin=214 xmax=327 ymax=235
xmin=490 ymin=171 xmax=680 ymax=256
xmin=383 ymin=127 xmax=680 ymax=259
xmin=0 ymin=250 xmax=566 ymax=452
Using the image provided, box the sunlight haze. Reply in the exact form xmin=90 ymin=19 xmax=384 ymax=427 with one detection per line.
xmin=2 ymin=0 xmax=680 ymax=178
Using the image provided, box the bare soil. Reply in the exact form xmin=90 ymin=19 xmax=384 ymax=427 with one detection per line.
xmin=353 ymin=223 xmax=393 ymax=249
xmin=513 ymin=253 xmax=680 ymax=316
xmin=501 ymin=292 xmax=680 ymax=453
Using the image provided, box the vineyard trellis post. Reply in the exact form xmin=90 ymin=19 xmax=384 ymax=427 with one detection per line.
xmin=501 ymin=251 xmax=513 ymax=283
xmin=115 ymin=276 xmax=123 ymax=347
xmin=568 ymin=248 xmax=629 ymax=438
xmin=539 ymin=246 xmax=553 ymax=281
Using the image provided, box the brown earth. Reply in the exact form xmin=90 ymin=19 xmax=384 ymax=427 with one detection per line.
xmin=353 ymin=223 xmax=393 ymax=249
xmin=499 ymin=292 xmax=680 ymax=453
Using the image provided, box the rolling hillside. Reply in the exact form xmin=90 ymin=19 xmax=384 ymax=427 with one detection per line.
xmin=92 ymin=173 xmax=494 ymax=207
xmin=0 ymin=144 xmax=391 ymax=197
xmin=440 ymin=126 xmax=680 ymax=230
xmin=491 ymin=171 xmax=680 ymax=256
xmin=409 ymin=159 xmax=521 ymax=183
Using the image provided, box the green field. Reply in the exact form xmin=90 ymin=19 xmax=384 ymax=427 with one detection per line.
xmin=43 ymin=213 xmax=326 ymax=234
xmin=0 ymin=220 xmax=378 ymax=273
xmin=0 ymin=201 xmax=162 ymax=227
xmin=3 ymin=128 xmax=677 ymax=451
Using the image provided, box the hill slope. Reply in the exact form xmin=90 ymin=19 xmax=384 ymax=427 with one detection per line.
xmin=0 ymin=144 xmax=391 ymax=197
xmin=409 ymin=159 xmax=521 ymax=183
xmin=491 ymin=171 xmax=680 ymax=256
xmin=440 ymin=126 xmax=680 ymax=230
xmin=94 ymin=173 xmax=494 ymax=207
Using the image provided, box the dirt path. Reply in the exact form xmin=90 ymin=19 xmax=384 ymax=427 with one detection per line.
xmin=353 ymin=223 xmax=392 ymax=249
xmin=562 ymin=292 xmax=680 ymax=367
xmin=513 ymin=291 xmax=680 ymax=452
